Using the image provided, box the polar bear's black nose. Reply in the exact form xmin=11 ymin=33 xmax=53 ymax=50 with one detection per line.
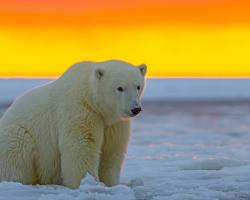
xmin=131 ymin=107 xmax=141 ymax=115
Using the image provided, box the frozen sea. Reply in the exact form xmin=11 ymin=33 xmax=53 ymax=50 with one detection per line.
xmin=0 ymin=78 xmax=250 ymax=200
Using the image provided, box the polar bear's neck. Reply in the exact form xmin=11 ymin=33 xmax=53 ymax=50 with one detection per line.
xmin=81 ymin=97 xmax=101 ymax=117
xmin=82 ymin=97 xmax=120 ymax=126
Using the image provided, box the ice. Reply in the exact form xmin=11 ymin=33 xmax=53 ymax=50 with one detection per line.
xmin=122 ymin=102 xmax=250 ymax=199
xmin=1 ymin=79 xmax=250 ymax=199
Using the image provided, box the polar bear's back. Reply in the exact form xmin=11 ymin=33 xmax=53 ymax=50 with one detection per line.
xmin=0 ymin=82 xmax=55 ymax=129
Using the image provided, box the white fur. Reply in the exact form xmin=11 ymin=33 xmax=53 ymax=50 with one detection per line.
xmin=0 ymin=60 xmax=146 ymax=188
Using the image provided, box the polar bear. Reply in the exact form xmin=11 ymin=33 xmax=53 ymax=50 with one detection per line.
xmin=0 ymin=60 xmax=147 ymax=189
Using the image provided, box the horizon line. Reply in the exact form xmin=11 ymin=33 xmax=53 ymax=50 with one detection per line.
xmin=0 ymin=75 xmax=250 ymax=79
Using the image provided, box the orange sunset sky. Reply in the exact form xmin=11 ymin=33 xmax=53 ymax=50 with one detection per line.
xmin=0 ymin=0 xmax=250 ymax=77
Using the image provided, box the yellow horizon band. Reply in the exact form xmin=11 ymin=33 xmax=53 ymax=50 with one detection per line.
xmin=1 ymin=26 xmax=250 ymax=77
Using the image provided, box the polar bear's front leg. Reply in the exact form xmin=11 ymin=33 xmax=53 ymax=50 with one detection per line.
xmin=99 ymin=121 xmax=130 ymax=186
xmin=59 ymin=123 xmax=104 ymax=189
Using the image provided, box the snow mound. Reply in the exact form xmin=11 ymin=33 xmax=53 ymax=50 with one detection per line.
xmin=0 ymin=176 xmax=135 ymax=200
xmin=180 ymin=158 xmax=249 ymax=170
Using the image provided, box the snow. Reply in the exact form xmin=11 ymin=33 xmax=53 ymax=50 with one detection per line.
xmin=123 ymin=102 xmax=250 ymax=199
xmin=1 ymin=79 xmax=250 ymax=199
xmin=0 ymin=176 xmax=135 ymax=200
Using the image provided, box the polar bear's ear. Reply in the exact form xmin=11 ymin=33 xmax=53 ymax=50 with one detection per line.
xmin=95 ymin=69 xmax=104 ymax=79
xmin=138 ymin=64 xmax=147 ymax=76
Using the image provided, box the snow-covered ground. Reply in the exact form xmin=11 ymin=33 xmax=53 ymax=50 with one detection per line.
xmin=1 ymin=79 xmax=250 ymax=199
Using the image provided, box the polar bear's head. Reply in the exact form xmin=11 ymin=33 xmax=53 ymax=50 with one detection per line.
xmin=92 ymin=60 xmax=147 ymax=124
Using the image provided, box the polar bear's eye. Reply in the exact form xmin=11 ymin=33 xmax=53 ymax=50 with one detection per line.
xmin=137 ymin=86 xmax=141 ymax=91
xmin=117 ymin=87 xmax=124 ymax=92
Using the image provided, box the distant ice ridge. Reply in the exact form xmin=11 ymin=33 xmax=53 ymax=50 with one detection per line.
xmin=0 ymin=79 xmax=51 ymax=103
xmin=145 ymin=78 xmax=250 ymax=101
xmin=1 ymin=78 xmax=250 ymax=103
